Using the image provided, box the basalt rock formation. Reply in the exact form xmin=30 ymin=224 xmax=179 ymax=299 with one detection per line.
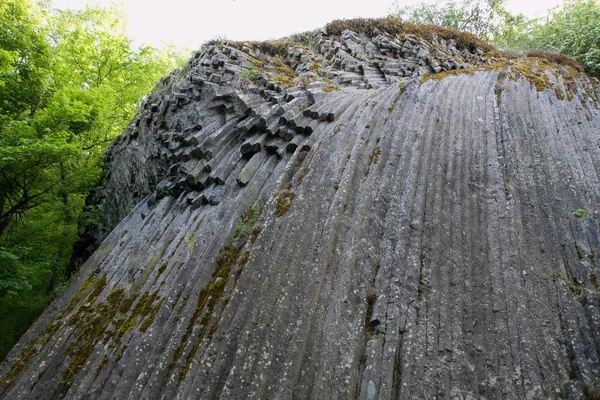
xmin=2 ymin=18 xmax=600 ymax=399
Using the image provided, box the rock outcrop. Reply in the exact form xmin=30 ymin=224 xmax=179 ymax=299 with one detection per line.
xmin=2 ymin=18 xmax=600 ymax=399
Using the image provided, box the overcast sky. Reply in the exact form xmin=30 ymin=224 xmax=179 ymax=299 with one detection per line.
xmin=52 ymin=0 xmax=564 ymax=49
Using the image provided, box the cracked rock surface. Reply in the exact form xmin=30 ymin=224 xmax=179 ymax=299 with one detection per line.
xmin=2 ymin=21 xmax=600 ymax=399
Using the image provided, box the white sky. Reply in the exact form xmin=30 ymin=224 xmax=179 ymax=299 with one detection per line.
xmin=52 ymin=0 xmax=565 ymax=49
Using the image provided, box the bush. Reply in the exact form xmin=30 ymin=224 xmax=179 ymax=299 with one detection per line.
xmin=529 ymin=0 xmax=600 ymax=75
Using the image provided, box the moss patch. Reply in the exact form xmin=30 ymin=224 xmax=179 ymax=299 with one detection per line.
xmin=421 ymin=57 xmax=584 ymax=98
xmin=276 ymin=75 xmax=293 ymax=87
xmin=170 ymin=246 xmax=238 ymax=381
xmin=273 ymin=58 xmax=295 ymax=80
xmin=0 ymin=274 xmax=106 ymax=394
xmin=420 ymin=67 xmax=477 ymax=84
xmin=386 ymin=83 xmax=407 ymax=117
xmin=58 ymin=283 xmax=162 ymax=396
xmin=364 ymin=287 xmax=377 ymax=339
xmin=62 ymin=274 xmax=104 ymax=316
xmin=168 ymin=201 xmax=263 ymax=382
xmin=526 ymin=50 xmax=584 ymax=72
xmin=275 ymin=190 xmax=296 ymax=217
xmin=0 ymin=308 xmax=71 ymax=396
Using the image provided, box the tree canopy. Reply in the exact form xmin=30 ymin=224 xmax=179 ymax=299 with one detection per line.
xmin=530 ymin=0 xmax=600 ymax=75
xmin=391 ymin=0 xmax=508 ymax=40
xmin=0 ymin=0 xmax=185 ymax=360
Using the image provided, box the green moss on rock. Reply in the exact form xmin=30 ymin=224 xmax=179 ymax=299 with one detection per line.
xmin=275 ymin=190 xmax=296 ymax=217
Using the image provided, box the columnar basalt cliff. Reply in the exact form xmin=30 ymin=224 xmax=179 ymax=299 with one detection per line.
xmin=2 ymin=18 xmax=600 ymax=399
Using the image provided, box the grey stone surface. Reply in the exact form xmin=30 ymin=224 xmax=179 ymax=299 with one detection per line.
xmin=2 ymin=23 xmax=600 ymax=400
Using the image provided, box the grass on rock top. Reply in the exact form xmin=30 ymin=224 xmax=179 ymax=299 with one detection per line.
xmin=325 ymin=17 xmax=495 ymax=52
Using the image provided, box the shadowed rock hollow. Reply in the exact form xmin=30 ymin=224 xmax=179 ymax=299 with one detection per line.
xmin=2 ymin=18 xmax=600 ymax=399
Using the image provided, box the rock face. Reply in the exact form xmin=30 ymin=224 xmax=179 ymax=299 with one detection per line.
xmin=2 ymin=19 xmax=600 ymax=399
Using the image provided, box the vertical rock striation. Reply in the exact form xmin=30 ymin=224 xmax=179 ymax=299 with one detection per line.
xmin=2 ymin=18 xmax=600 ymax=399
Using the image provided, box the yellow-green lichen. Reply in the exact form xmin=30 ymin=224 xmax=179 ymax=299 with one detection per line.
xmin=420 ymin=57 xmax=584 ymax=99
xmin=275 ymin=190 xmax=296 ymax=217
xmin=273 ymin=58 xmax=296 ymax=80
xmin=420 ymin=68 xmax=477 ymax=84
xmin=170 ymin=245 xmax=238 ymax=381
xmin=297 ymin=168 xmax=310 ymax=185
xmin=323 ymin=85 xmax=340 ymax=92
xmin=59 ymin=284 xmax=162 ymax=396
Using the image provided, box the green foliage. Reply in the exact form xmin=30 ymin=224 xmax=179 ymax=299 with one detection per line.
xmin=490 ymin=11 xmax=537 ymax=50
xmin=572 ymin=208 xmax=588 ymax=218
xmin=390 ymin=0 xmax=508 ymax=40
xmin=390 ymin=0 xmax=600 ymax=75
xmin=240 ymin=68 xmax=259 ymax=82
xmin=0 ymin=0 xmax=185 ymax=361
xmin=234 ymin=201 xmax=262 ymax=242
xmin=0 ymin=247 xmax=33 ymax=296
xmin=529 ymin=0 xmax=600 ymax=75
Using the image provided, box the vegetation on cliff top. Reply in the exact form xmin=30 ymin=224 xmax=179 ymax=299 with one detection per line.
xmin=325 ymin=16 xmax=495 ymax=52
xmin=392 ymin=0 xmax=599 ymax=76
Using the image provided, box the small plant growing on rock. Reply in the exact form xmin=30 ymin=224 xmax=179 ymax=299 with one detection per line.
xmin=572 ymin=208 xmax=587 ymax=218
xmin=240 ymin=68 xmax=259 ymax=82
xmin=234 ymin=201 xmax=262 ymax=241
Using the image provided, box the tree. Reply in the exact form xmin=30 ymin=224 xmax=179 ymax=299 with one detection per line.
xmin=390 ymin=0 xmax=509 ymax=40
xmin=530 ymin=0 xmax=600 ymax=75
xmin=0 ymin=0 xmax=56 ymax=237
xmin=0 ymin=2 xmax=184 ymax=240
xmin=0 ymin=0 xmax=186 ymax=360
